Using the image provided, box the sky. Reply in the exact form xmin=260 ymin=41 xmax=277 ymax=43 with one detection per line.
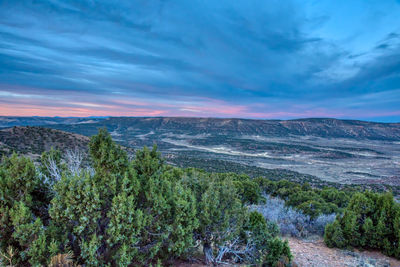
xmin=0 ymin=0 xmax=400 ymax=122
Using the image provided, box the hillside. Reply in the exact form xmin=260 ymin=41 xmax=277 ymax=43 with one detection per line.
xmin=0 ymin=126 xmax=136 ymax=162
xmin=0 ymin=126 xmax=90 ymax=159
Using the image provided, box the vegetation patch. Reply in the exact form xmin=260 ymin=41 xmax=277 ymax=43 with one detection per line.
xmin=0 ymin=129 xmax=291 ymax=266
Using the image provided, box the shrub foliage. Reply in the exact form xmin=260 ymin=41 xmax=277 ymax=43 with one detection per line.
xmin=255 ymin=177 xmax=352 ymax=219
xmin=253 ymin=195 xmax=336 ymax=238
xmin=324 ymin=191 xmax=400 ymax=258
xmin=0 ymin=129 xmax=291 ymax=266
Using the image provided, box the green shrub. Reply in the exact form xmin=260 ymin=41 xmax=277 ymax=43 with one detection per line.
xmin=0 ymin=129 xmax=291 ymax=266
xmin=0 ymin=154 xmax=53 ymax=265
xmin=255 ymin=177 xmax=351 ymax=218
xmin=183 ymin=171 xmax=290 ymax=265
xmin=246 ymin=211 xmax=291 ymax=266
xmin=324 ymin=220 xmax=346 ymax=248
xmin=324 ymin=191 xmax=400 ymax=258
xmin=49 ymin=130 xmax=198 ymax=266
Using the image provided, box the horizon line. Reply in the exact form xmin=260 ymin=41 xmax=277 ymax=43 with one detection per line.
xmin=0 ymin=115 xmax=399 ymax=124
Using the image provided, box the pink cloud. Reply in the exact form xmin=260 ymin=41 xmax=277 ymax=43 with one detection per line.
xmin=0 ymin=84 xmax=398 ymax=120
xmin=0 ymin=103 xmax=165 ymax=117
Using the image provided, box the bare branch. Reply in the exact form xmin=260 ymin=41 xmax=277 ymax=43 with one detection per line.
xmin=44 ymin=155 xmax=61 ymax=182
xmin=65 ymin=148 xmax=83 ymax=176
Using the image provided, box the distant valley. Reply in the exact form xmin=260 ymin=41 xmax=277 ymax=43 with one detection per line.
xmin=1 ymin=116 xmax=400 ymax=188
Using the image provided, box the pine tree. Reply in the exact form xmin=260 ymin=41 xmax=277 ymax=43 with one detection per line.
xmin=361 ymin=217 xmax=374 ymax=248
xmin=324 ymin=191 xmax=400 ymax=259
xmin=342 ymin=211 xmax=360 ymax=247
xmin=50 ymin=130 xmax=198 ymax=266
xmin=246 ymin=211 xmax=291 ymax=265
xmin=1 ymin=129 xmax=293 ymax=266
xmin=393 ymin=206 xmax=400 ymax=258
xmin=0 ymin=154 xmax=52 ymax=265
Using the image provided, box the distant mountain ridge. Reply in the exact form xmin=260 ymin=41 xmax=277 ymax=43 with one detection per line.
xmin=1 ymin=120 xmax=399 ymax=190
xmin=1 ymin=116 xmax=400 ymax=140
xmin=0 ymin=116 xmax=104 ymax=128
xmin=37 ymin=117 xmax=400 ymax=141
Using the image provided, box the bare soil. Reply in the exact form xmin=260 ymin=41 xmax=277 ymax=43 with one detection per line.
xmin=175 ymin=238 xmax=400 ymax=267
xmin=288 ymin=237 xmax=400 ymax=267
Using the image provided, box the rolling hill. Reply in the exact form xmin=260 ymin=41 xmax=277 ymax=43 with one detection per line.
xmin=0 ymin=126 xmax=136 ymax=162
xmin=0 ymin=126 xmax=90 ymax=159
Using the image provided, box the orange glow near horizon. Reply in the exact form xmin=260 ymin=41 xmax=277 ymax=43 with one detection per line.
xmin=0 ymin=102 xmax=367 ymax=119
xmin=0 ymin=104 xmax=166 ymax=117
xmin=2 ymin=97 xmax=399 ymax=119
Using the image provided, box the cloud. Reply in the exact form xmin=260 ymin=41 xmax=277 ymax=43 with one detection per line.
xmin=0 ymin=0 xmax=399 ymax=121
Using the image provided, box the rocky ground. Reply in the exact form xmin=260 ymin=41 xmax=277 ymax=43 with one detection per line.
xmin=288 ymin=237 xmax=400 ymax=267
xmin=176 ymin=237 xmax=400 ymax=266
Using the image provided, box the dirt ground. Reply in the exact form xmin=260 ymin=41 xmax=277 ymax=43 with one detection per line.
xmin=175 ymin=237 xmax=400 ymax=266
xmin=288 ymin=237 xmax=400 ymax=267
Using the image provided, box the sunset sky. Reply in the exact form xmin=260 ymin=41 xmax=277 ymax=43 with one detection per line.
xmin=1 ymin=0 xmax=400 ymax=121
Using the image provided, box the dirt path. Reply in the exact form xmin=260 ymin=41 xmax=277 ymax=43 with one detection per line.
xmin=288 ymin=237 xmax=400 ymax=267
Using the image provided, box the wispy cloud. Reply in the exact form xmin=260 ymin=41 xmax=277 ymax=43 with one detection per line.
xmin=0 ymin=0 xmax=400 ymax=121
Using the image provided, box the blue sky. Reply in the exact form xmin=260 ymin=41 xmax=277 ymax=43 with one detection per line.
xmin=0 ymin=0 xmax=399 ymax=121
